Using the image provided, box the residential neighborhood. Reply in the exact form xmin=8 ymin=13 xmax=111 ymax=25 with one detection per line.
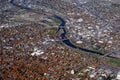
xmin=0 ymin=0 xmax=120 ymax=79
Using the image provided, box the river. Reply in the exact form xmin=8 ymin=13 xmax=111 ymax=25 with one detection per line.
xmin=55 ymin=15 xmax=104 ymax=56
xmin=10 ymin=0 xmax=104 ymax=56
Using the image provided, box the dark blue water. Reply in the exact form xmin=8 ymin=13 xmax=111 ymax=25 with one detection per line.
xmin=10 ymin=0 xmax=104 ymax=56
xmin=55 ymin=15 xmax=104 ymax=56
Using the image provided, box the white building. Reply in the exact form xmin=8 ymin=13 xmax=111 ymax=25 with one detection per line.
xmin=116 ymin=71 xmax=120 ymax=80
xmin=31 ymin=47 xmax=44 ymax=56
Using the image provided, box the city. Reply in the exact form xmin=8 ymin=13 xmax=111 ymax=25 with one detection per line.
xmin=0 ymin=0 xmax=120 ymax=80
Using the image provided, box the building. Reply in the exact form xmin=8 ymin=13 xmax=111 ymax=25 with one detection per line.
xmin=116 ymin=71 xmax=120 ymax=80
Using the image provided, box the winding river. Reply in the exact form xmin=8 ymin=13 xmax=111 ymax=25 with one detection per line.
xmin=10 ymin=0 xmax=105 ymax=56
xmin=55 ymin=15 xmax=104 ymax=56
